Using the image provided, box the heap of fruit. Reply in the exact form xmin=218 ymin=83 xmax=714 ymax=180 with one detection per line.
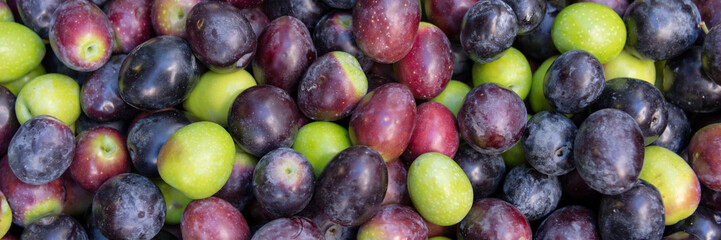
xmin=1 ymin=0 xmax=721 ymax=239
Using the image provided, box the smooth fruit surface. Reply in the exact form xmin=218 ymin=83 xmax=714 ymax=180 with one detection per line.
xmin=49 ymin=0 xmax=114 ymax=72
xmin=604 ymin=49 xmax=656 ymax=84
xmin=640 ymin=146 xmax=700 ymax=225
xmin=457 ymin=198 xmax=531 ymax=240
xmin=472 ymin=47 xmax=532 ymax=99
xmin=15 ymin=73 xmax=80 ymax=126
xmin=574 ymin=108 xmax=644 ymax=195
xmin=158 ymin=121 xmax=236 ymax=199
xmin=92 ymin=173 xmax=166 ymax=239
xmin=352 ymin=0 xmax=420 ymax=63
xmin=292 ymin=121 xmax=351 ymax=177
xmin=183 ymin=69 xmax=257 ymax=127
xmin=551 ymin=2 xmax=626 ymax=63
xmin=0 ymin=22 xmax=44 ymax=82
xmin=408 ymin=152 xmax=472 ymax=226
xmin=429 ymin=80 xmax=471 ymax=116
xmin=458 ymin=83 xmax=526 ymax=154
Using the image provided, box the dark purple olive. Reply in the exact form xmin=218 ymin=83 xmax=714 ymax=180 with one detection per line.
xmin=118 ymin=36 xmax=201 ymax=111
xmin=598 ymin=180 xmax=665 ymax=240
xmin=185 ymin=1 xmax=257 ymax=72
xmin=251 ymin=216 xmax=323 ymax=240
xmin=591 ymin=78 xmax=668 ymax=145
xmin=252 ymin=16 xmax=316 ymax=94
xmin=668 ymin=206 xmax=721 ymax=240
xmin=0 ymin=85 xmax=19 ymax=158
xmin=651 ymin=102 xmax=692 ymax=153
xmin=127 ymin=109 xmax=190 ymax=178
xmin=543 ymin=50 xmax=605 ymax=114
xmin=460 ymin=0 xmax=518 ymax=63
xmin=665 ymin=46 xmax=721 ymax=113
xmin=313 ymin=146 xmax=387 ymax=227
xmin=502 ymin=164 xmax=562 ymax=221
xmin=574 ymin=108 xmax=644 ymax=195
xmin=253 ymin=148 xmax=314 ymax=217
xmin=228 ymin=85 xmax=300 ymax=157
xmin=8 ymin=115 xmax=75 ymax=185
xmin=624 ymin=0 xmax=701 ymax=60
xmin=458 ymin=83 xmax=526 ymax=154
xmin=453 ymin=145 xmax=506 ymax=199
xmin=21 ymin=215 xmax=88 ymax=240
xmin=522 ymin=111 xmax=577 ymax=176
xmin=502 ymin=0 xmax=545 ymax=35
xmin=313 ymin=11 xmax=372 ymax=72
xmin=81 ymin=54 xmax=139 ymax=122
xmin=16 ymin=0 xmax=65 ymax=38
xmin=92 ymin=173 xmax=165 ymax=239
xmin=515 ymin=2 xmax=560 ymax=61
xmin=262 ymin=0 xmax=329 ymax=29
xmin=535 ymin=206 xmax=600 ymax=240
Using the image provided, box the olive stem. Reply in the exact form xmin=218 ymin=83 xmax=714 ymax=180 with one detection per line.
xmin=700 ymin=21 xmax=710 ymax=35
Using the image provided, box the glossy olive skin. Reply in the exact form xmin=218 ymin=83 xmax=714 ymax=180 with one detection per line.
xmin=703 ymin=25 xmax=721 ymax=85
xmin=503 ymin=0 xmax=545 ymax=35
xmin=522 ymin=111 xmax=576 ymax=176
xmin=103 ymin=0 xmax=153 ymax=54
xmin=543 ymin=50 xmax=605 ymax=114
xmin=297 ymin=51 xmax=366 ymax=121
xmin=21 ymin=215 xmax=88 ymax=240
xmin=186 ymin=1 xmax=257 ymax=72
xmin=299 ymin=202 xmax=359 ymax=240
xmin=460 ymin=0 xmax=518 ymax=64
xmin=228 ymin=85 xmax=300 ymax=157
xmin=664 ymin=46 xmax=721 ymax=113
xmin=262 ymin=0 xmax=329 ymax=29
xmin=313 ymin=146 xmax=387 ymax=227
xmin=8 ymin=115 xmax=75 ymax=185
xmin=599 ymin=180 xmax=665 ymax=240
xmin=624 ymin=0 xmax=701 ymax=61
xmin=313 ymin=12 xmax=372 ymax=72
xmin=574 ymin=109 xmax=644 ymax=195
xmin=16 ymin=0 xmax=64 ymax=38
xmin=251 ymin=216 xmax=323 ymax=240
xmin=92 ymin=173 xmax=166 ymax=240
xmin=535 ymin=206 xmax=600 ymax=240
xmin=118 ymin=36 xmax=201 ymax=111
xmin=453 ymin=145 xmax=506 ymax=199
xmin=668 ymin=206 xmax=721 ymax=240
xmin=253 ymin=16 xmax=316 ymax=94
xmin=457 ymin=198 xmax=532 ymax=240
xmin=352 ymin=0 xmax=420 ymax=64
xmin=0 ymin=156 xmax=65 ymax=227
xmin=458 ymin=83 xmax=526 ymax=154
xmin=127 ymin=110 xmax=190 ymax=178
xmin=651 ymin=103 xmax=691 ymax=153
xmin=253 ymin=148 xmax=314 ymax=217
xmin=502 ymin=164 xmax=562 ymax=221
xmin=349 ymin=83 xmax=416 ymax=161
xmin=0 ymin=86 xmax=18 ymax=158
xmin=516 ymin=2 xmax=560 ymax=61
xmin=424 ymin=0 xmax=480 ymax=42
xmin=395 ymin=22 xmax=453 ymax=100
xmin=240 ymin=8 xmax=269 ymax=38
xmin=592 ymin=78 xmax=668 ymax=145
xmin=81 ymin=55 xmax=139 ymax=122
